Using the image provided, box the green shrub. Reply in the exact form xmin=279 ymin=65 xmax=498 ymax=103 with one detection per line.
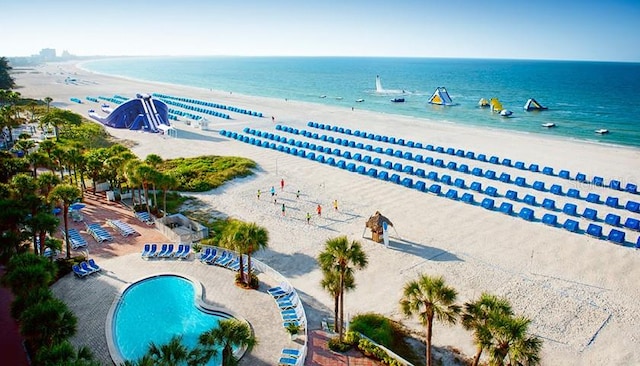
xmin=344 ymin=331 xmax=361 ymax=346
xmin=328 ymin=336 xmax=352 ymax=352
xmin=350 ymin=312 xmax=394 ymax=348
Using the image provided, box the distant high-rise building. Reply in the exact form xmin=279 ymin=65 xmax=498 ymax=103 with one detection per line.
xmin=39 ymin=48 xmax=56 ymax=60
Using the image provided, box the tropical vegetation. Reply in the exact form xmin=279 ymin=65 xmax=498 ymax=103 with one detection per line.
xmin=318 ymin=235 xmax=368 ymax=344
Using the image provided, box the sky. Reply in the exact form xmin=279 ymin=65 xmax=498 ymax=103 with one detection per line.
xmin=3 ymin=0 xmax=640 ymax=62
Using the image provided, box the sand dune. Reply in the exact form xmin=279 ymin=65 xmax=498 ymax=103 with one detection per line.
xmin=14 ymin=61 xmax=640 ymax=365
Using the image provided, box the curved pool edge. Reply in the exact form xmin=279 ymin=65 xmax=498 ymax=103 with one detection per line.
xmin=105 ymin=272 xmax=250 ymax=365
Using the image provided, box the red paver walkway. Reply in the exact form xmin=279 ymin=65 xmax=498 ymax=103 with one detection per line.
xmin=305 ymin=330 xmax=382 ymax=366
xmin=0 ymin=267 xmax=30 ymax=366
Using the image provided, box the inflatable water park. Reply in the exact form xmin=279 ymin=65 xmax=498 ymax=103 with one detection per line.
xmin=88 ymin=93 xmax=172 ymax=134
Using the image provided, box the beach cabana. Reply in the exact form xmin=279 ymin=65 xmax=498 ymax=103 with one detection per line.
xmin=364 ymin=211 xmax=394 ymax=243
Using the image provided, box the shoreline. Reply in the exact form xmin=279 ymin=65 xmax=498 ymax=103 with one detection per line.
xmin=12 ymin=61 xmax=640 ymax=366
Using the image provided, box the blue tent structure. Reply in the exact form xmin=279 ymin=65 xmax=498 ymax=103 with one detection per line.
xmin=89 ymin=93 xmax=171 ymax=133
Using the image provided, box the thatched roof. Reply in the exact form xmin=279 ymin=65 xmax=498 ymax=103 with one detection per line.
xmin=365 ymin=211 xmax=393 ymax=231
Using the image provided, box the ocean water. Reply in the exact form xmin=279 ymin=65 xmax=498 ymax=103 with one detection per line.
xmin=82 ymin=57 xmax=640 ymax=148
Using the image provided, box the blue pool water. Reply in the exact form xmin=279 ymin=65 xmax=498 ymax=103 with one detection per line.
xmin=113 ymin=275 xmax=225 ymax=365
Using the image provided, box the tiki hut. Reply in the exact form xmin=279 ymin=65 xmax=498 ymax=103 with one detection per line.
xmin=365 ymin=211 xmax=393 ymax=243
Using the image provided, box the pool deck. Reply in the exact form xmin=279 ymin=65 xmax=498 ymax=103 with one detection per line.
xmin=50 ymin=191 xmax=381 ymax=365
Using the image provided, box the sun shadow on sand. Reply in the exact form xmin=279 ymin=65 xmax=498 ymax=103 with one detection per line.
xmin=260 ymin=250 xmax=317 ymax=278
xmin=385 ymin=237 xmax=462 ymax=262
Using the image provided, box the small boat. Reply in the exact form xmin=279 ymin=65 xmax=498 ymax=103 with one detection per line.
xmin=391 ymin=98 xmax=405 ymax=103
xmin=356 ymin=99 xmax=364 ymax=103
xmin=319 ymin=95 xmax=327 ymax=99
xmin=478 ymin=98 xmax=490 ymax=108
xmin=335 ymin=97 xmax=343 ymax=100
xmin=541 ymin=123 xmax=556 ymax=128
xmin=595 ymin=129 xmax=609 ymax=134
xmin=500 ymin=110 xmax=513 ymax=117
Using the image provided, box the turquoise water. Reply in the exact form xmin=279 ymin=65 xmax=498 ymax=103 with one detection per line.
xmin=82 ymin=57 xmax=640 ymax=147
xmin=113 ymin=275 xmax=225 ymax=365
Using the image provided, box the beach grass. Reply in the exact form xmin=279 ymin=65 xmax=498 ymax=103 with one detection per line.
xmin=159 ymin=156 xmax=256 ymax=192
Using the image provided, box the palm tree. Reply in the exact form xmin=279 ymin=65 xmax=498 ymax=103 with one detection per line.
xmin=35 ymin=340 xmax=99 ymax=366
xmin=233 ymin=222 xmax=269 ymax=286
xmin=48 ymin=184 xmax=81 ymax=259
xmin=25 ymin=211 xmax=59 ymax=255
xmin=146 ymin=335 xmax=189 ymax=366
xmin=462 ymin=292 xmax=514 ymax=366
xmin=399 ymin=274 xmax=461 ymax=366
xmin=145 ymin=154 xmax=163 ymax=208
xmin=317 ymin=235 xmax=368 ymax=342
xmin=156 ymin=172 xmax=178 ymax=215
xmin=135 ymin=163 xmax=159 ymax=215
xmin=19 ymin=297 xmax=77 ymax=347
xmin=320 ymin=267 xmax=355 ymax=332
xmin=199 ymin=318 xmax=257 ymax=366
xmin=44 ymin=97 xmax=53 ymax=113
xmin=483 ymin=314 xmax=542 ymax=366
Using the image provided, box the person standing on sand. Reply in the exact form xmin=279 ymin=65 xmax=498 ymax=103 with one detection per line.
xmin=270 ymin=186 xmax=275 ymax=197
xmin=296 ymin=190 xmax=300 ymax=199
xmin=272 ymin=116 xmax=275 ymax=122
xmin=333 ymin=199 xmax=338 ymax=211
xmin=306 ymin=212 xmax=311 ymax=224
xmin=281 ymin=178 xmax=285 ymax=191
xmin=317 ymin=204 xmax=322 ymax=217
xmin=257 ymin=189 xmax=261 ymax=199
xmin=282 ymin=203 xmax=286 ymax=216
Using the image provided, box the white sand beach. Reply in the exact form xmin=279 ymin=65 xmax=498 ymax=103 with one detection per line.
xmin=14 ymin=61 xmax=640 ymax=365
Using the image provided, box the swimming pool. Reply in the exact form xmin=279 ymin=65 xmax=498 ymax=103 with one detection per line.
xmin=109 ymin=274 xmax=232 ymax=365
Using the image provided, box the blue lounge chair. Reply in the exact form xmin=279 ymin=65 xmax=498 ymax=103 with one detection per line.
xmin=80 ymin=261 xmax=97 ymax=275
xmin=88 ymin=259 xmax=102 ymax=272
xmin=281 ymin=349 xmax=301 ymax=358
xmin=453 ymin=178 xmax=465 ymax=188
xmin=586 ymin=193 xmax=600 ymax=204
xmin=607 ymin=229 xmax=625 ymax=244
xmin=575 ymin=173 xmax=587 ymax=182
xmin=625 ymin=183 xmax=638 ymax=194
xmin=523 ymin=194 xmax=537 ymax=206
xmin=499 ymin=202 xmax=513 ymax=215
xmin=514 ymin=161 xmax=525 ymax=169
xmin=623 ymin=217 xmax=640 ymax=231
xmin=499 ymin=173 xmax=511 ymax=183
xmin=542 ymin=198 xmax=556 ymax=210
xmin=157 ymin=244 xmax=169 ymax=258
xmin=72 ymin=264 xmax=89 ymax=278
xmin=563 ymin=219 xmax=579 ymax=232
xmin=604 ymin=214 xmax=621 ymax=227
xmin=485 ymin=186 xmax=498 ymax=197
xmin=586 ymin=224 xmax=603 ymax=238
xmin=605 ymin=196 xmax=619 ymax=208
xmin=179 ymin=245 xmax=191 ymax=259
xmin=626 ymin=201 xmax=640 ymax=213
xmin=610 ymin=180 xmax=621 ymax=190
xmin=550 ymin=184 xmax=563 ymax=195
xmin=542 ymin=213 xmax=557 ymax=226
xmin=445 ymin=189 xmax=458 ymax=200
xmin=515 ymin=177 xmax=527 ymax=187
xmin=489 ymin=156 xmax=499 ymax=164
xmin=505 ymin=190 xmax=518 ymax=201
xmin=519 ymin=208 xmax=535 ymax=221
xmin=563 ymin=203 xmax=578 ymax=216
xmin=278 ymin=357 xmax=298 ymax=366
xmin=461 ymin=193 xmax=474 ymax=204
xmin=582 ymin=208 xmax=598 ymax=221
xmin=593 ymin=176 xmax=604 ymax=187
xmin=141 ymin=244 xmax=151 ymax=257
xmin=567 ymin=188 xmax=580 ymax=199
xmin=559 ymin=170 xmax=571 ymax=179
xmin=470 ymin=181 xmax=482 ymax=193
xmin=542 ymin=166 xmax=554 ymax=175
xmin=481 ymin=198 xmax=495 ymax=210
xmin=428 ymin=184 xmax=441 ymax=195
xmin=484 ymin=170 xmax=496 ymax=180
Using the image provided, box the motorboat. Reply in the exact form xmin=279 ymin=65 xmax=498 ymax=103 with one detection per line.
xmin=335 ymin=97 xmax=343 ymax=100
xmin=319 ymin=95 xmax=326 ymax=99
xmin=391 ymin=98 xmax=405 ymax=103
xmin=500 ymin=110 xmax=513 ymax=117
xmin=356 ymin=99 xmax=364 ymax=103
xmin=595 ymin=129 xmax=609 ymax=134
xmin=541 ymin=123 xmax=556 ymax=128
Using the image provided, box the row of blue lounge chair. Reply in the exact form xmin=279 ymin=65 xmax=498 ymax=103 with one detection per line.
xmin=267 ymin=282 xmax=306 ymax=330
xmin=141 ymin=243 xmax=191 ymax=259
xmin=263 ymin=125 xmax=640 ymax=213
xmin=224 ymin=127 xmax=639 ymax=246
xmin=107 ymin=219 xmax=137 ymax=237
xmin=135 ymin=211 xmax=155 ymax=225
xmin=85 ymin=222 xmax=113 ymax=243
xmin=278 ymin=348 xmax=303 ymax=366
xmin=198 ymin=247 xmax=248 ymax=272
xmin=233 ymin=127 xmax=640 ymax=223
xmin=64 ymin=228 xmax=88 ymax=249
xmin=72 ymin=259 xmax=102 ymax=278
xmin=302 ymin=121 xmax=639 ymax=194
xmin=153 ymin=93 xmax=263 ymax=118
